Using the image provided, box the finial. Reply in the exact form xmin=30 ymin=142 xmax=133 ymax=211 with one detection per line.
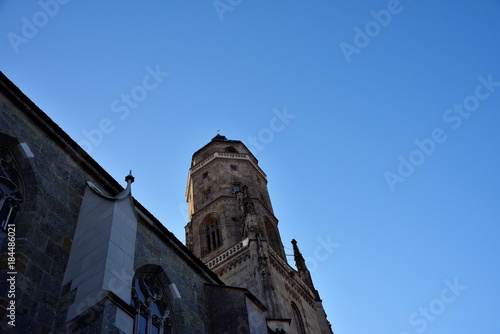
xmin=125 ymin=170 xmax=135 ymax=183
xmin=291 ymin=239 xmax=302 ymax=256
xmin=291 ymin=239 xmax=308 ymax=273
xmin=217 ymin=129 xmax=220 ymax=135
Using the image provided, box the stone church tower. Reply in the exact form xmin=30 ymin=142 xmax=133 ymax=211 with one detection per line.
xmin=185 ymin=134 xmax=332 ymax=333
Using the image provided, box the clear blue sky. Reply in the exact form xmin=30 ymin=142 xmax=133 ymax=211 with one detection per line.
xmin=2 ymin=1 xmax=500 ymax=333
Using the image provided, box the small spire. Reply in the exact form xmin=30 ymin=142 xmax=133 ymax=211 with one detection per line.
xmin=87 ymin=170 xmax=134 ymax=200
xmin=291 ymin=239 xmax=320 ymax=300
xmin=291 ymin=239 xmax=306 ymax=271
xmin=217 ymin=129 xmax=220 ymax=135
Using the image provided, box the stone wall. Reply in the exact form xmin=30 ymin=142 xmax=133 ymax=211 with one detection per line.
xmin=205 ymin=284 xmax=268 ymax=334
xmin=0 ymin=77 xmax=94 ymax=333
xmin=134 ymin=213 xmax=221 ymax=333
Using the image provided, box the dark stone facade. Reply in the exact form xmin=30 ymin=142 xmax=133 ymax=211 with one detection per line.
xmin=0 ymin=71 xmax=333 ymax=333
xmin=0 ymin=72 xmax=92 ymax=333
xmin=205 ymin=284 xmax=268 ymax=334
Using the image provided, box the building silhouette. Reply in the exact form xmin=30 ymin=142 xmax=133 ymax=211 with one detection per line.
xmin=0 ymin=72 xmax=332 ymax=333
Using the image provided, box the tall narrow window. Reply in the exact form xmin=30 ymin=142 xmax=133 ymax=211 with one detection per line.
xmin=131 ymin=273 xmax=174 ymax=334
xmin=233 ymin=183 xmax=240 ymax=194
xmin=0 ymin=146 xmax=23 ymax=251
xmin=205 ymin=220 xmax=221 ymax=252
xmin=291 ymin=302 xmax=306 ymax=334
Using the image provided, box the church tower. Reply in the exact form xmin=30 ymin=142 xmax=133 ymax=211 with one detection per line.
xmin=185 ymin=134 xmax=332 ymax=333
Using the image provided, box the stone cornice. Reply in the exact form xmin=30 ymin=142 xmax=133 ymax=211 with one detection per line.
xmin=206 ymin=238 xmax=250 ymax=269
xmin=212 ymin=250 xmax=251 ymax=277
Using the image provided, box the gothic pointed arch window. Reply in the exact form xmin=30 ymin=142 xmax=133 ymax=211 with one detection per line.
xmin=131 ymin=273 xmax=175 ymax=334
xmin=291 ymin=302 xmax=306 ymax=334
xmin=0 ymin=146 xmax=23 ymax=251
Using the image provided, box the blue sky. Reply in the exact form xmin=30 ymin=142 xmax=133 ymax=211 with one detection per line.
xmin=2 ymin=1 xmax=500 ymax=333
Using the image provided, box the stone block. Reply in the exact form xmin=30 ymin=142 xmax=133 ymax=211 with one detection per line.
xmin=25 ymin=262 xmax=43 ymax=285
xmin=115 ymin=307 xmax=134 ymax=334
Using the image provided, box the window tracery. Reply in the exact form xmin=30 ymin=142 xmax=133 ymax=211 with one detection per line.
xmin=205 ymin=220 xmax=221 ymax=252
xmin=0 ymin=146 xmax=23 ymax=250
xmin=131 ymin=273 xmax=174 ymax=334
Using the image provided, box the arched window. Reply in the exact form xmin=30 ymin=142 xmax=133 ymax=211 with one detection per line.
xmin=291 ymin=302 xmax=306 ymax=334
xmin=205 ymin=220 xmax=221 ymax=252
xmin=0 ymin=146 xmax=23 ymax=250
xmin=131 ymin=273 xmax=175 ymax=334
